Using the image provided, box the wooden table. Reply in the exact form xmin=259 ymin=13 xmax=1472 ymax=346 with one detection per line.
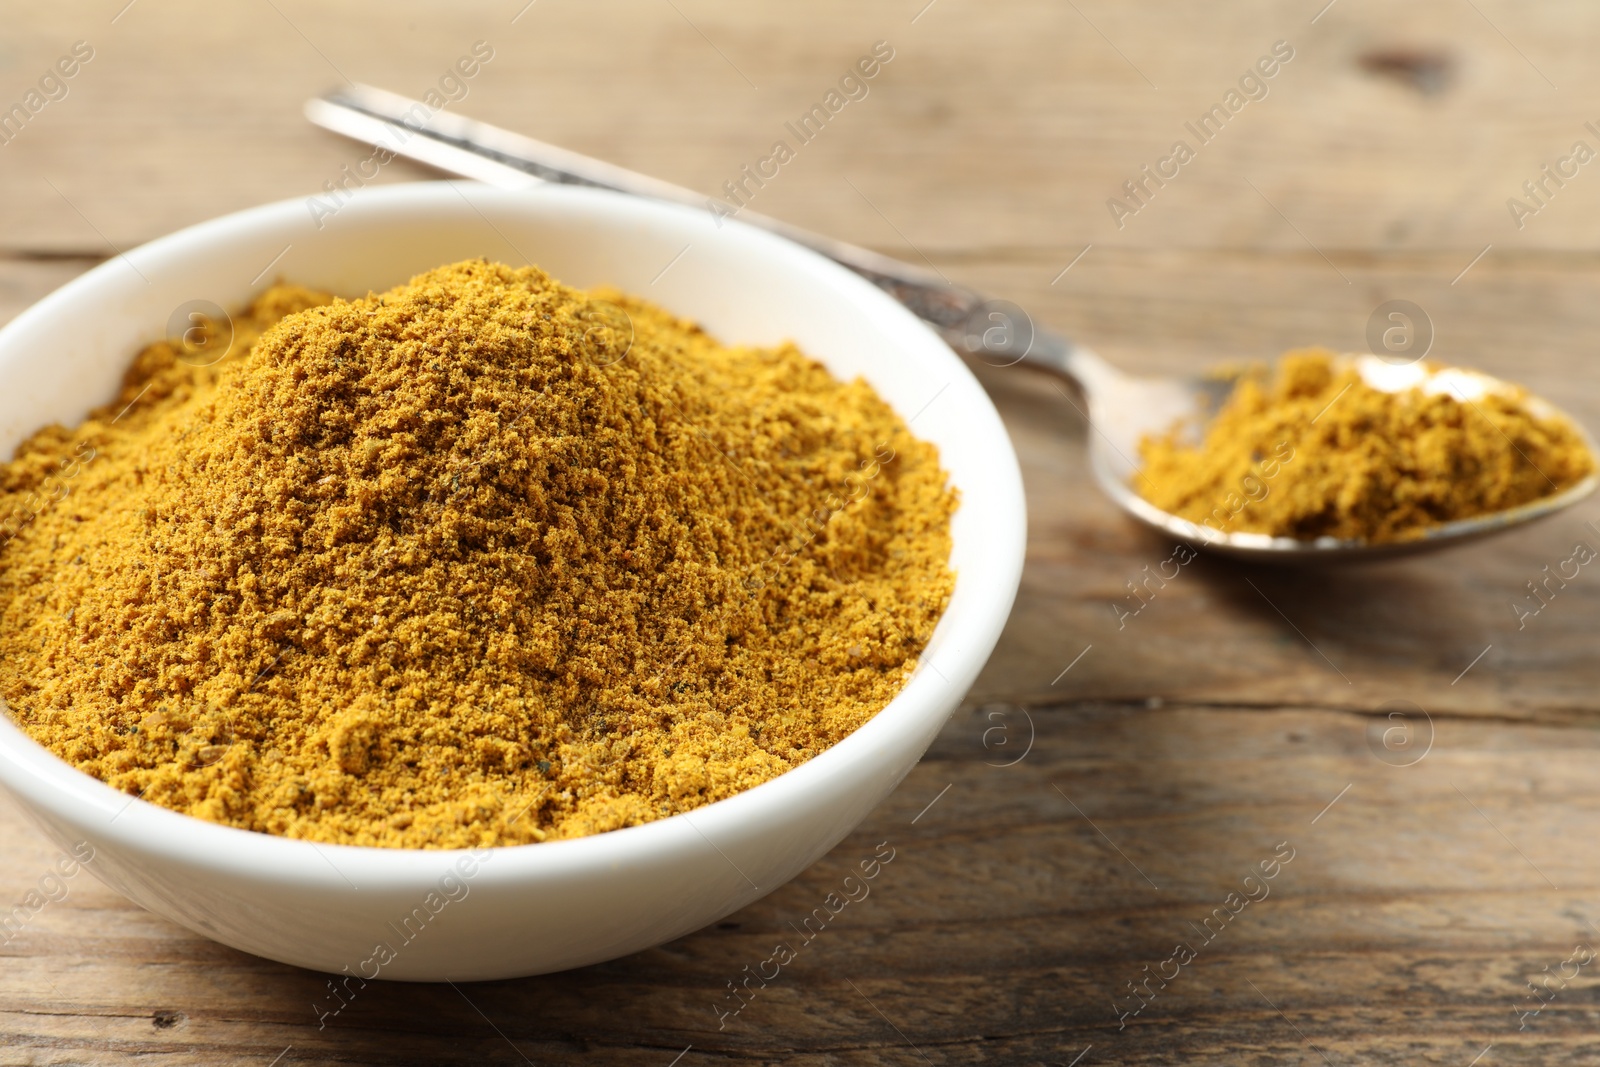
xmin=4 ymin=1 xmax=1600 ymax=1063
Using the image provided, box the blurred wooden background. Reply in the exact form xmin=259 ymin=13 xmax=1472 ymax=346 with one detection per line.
xmin=5 ymin=1 xmax=1600 ymax=1063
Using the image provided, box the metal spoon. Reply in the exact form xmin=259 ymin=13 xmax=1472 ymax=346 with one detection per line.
xmin=306 ymin=84 xmax=1599 ymax=563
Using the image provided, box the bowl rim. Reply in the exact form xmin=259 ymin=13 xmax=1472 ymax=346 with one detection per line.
xmin=0 ymin=181 xmax=1026 ymax=886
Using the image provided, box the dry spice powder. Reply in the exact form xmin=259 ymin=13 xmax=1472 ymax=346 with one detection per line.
xmin=1138 ymin=348 xmax=1596 ymax=542
xmin=0 ymin=261 xmax=955 ymax=848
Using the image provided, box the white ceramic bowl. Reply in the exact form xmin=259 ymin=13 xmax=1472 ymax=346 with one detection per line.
xmin=0 ymin=183 xmax=1024 ymax=980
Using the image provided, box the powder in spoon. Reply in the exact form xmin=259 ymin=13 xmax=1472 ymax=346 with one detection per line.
xmin=0 ymin=260 xmax=955 ymax=848
xmin=1137 ymin=348 xmax=1595 ymax=542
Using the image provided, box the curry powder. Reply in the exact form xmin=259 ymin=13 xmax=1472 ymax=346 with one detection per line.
xmin=0 ymin=260 xmax=955 ymax=848
xmin=1138 ymin=348 xmax=1595 ymax=542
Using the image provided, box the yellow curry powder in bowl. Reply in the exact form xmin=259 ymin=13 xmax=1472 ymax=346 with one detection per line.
xmin=1137 ymin=348 xmax=1596 ymax=543
xmin=0 ymin=260 xmax=955 ymax=849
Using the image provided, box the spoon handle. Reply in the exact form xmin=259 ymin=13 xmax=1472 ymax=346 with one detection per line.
xmin=306 ymin=85 xmax=1104 ymax=393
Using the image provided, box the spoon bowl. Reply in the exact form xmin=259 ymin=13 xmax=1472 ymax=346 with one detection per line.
xmin=1058 ymin=345 xmax=1600 ymax=563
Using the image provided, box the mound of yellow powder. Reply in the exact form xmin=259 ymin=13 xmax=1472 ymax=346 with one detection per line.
xmin=1137 ymin=348 xmax=1595 ymax=543
xmin=0 ymin=260 xmax=954 ymax=848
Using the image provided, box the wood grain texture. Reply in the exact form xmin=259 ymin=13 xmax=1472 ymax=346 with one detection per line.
xmin=3 ymin=0 xmax=1600 ymax=1063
